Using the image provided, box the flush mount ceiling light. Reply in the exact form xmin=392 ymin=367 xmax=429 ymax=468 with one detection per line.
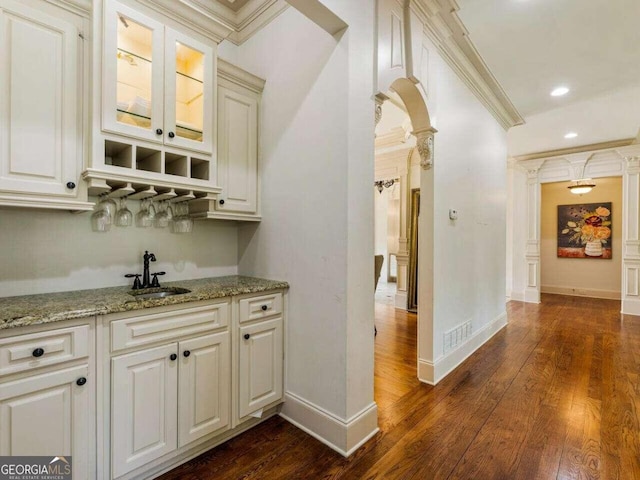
xmin=551 ymin=86 xmax=570 ymax=97
xmin=564 ymin=132 xmax=578 ymax=139
xmin=568 ymin=179 xmax=596 ymax=195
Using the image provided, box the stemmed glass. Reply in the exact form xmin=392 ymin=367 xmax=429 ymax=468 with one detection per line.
xmin=91 ymin=194 xmax=117 ymax=232
xmin=171 ymin=202 xmax=193 ymax=233
xmin=135 ymin=199 xmax=155 ymax=228
xmin=114 ymin=197 xmax=133 ymax=227
xmin=154 ymin=201 xmax=173 ymax=228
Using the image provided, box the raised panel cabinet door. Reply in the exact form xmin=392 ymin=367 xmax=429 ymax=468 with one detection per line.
xmin=102 ymin=0 xmax=165 ymax=144
xmin=0 ymin=365 xmax=90 ymax=480
xmin=0 ymin=0 xmax=79 ymax=196
xmin=238 ymin=318 xmax=283 ymax=419
xmin=178 ymin=332 xmax=230 ymax=447
xmin=111 ymin=343 xmax=178 ymax=478
xmin=217 ymin=85 xmax=258 ymax=214
xmin=164 ymin=28 xmax=214 ymax=154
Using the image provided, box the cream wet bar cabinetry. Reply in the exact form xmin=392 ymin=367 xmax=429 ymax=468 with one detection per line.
xmin=190 ymin=60 xmax=264 ymax=221
xmin=0 ymin=320 xmax=95 ymax=479
xmin=84 ymin=0 xmax=227 ymax=199
xmin=236 ymin=291 xmax=283 ymax=423
xmin=94 ymin=284 xmax=286 ymax=480
xmin=107 ymin=300 xmax=231 ymax=478
xmin=102 ymin=0 xmax=214 ymax=153
xmin=0 ymin=277 xmax=287 ymax=479
xmin=0 ymin=0 xmax=93 ymax=211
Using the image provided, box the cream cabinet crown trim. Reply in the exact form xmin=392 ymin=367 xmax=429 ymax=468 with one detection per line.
xmin=46 ymin=0 xmax=92 ymax=16
xmin=135 ymin=0 xmax=234 ymax=43
xmin=217 ymin=59 xmax=265 ymax=93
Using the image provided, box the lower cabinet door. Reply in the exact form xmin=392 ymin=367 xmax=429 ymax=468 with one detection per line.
xmin=178 ymin=332 xmax=230 ymax=447
xmin=0 ymin=365 xmax=89 ymax=480
xmin=238 ymin=318 xmax=283 ymax=419
xmin=111 ymin=343 xmax=178 ymax=478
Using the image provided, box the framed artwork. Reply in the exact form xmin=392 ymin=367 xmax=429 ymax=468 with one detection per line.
xmin=557 ymin=203 xmax=612 ymax=258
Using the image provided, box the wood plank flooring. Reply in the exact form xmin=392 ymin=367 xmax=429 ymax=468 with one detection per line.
xmin=158 ymin=294 xmax=640 ymax=479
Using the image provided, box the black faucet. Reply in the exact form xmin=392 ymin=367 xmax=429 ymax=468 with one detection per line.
xmin=125 ymin=251 xmax=164 ymax=289
xmin=142 ymin=251 xmax=156 ymax=288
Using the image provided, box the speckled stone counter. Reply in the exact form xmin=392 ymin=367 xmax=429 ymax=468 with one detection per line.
xmin=0 ymin=276 xmax=289 ymax=330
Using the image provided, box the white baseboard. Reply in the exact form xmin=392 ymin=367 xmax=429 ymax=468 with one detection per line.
xmin=524 ymin=287 xmax=541 ymax=303
xmin=622 ymin=297 xmax=640 ymax=316
xmin=279 ymin=392 xmax=379 ymax=457
xmin=509 ymin=290 xmax=525 ymax=302
xmin=395 ymin=292 xmax=408 ymax=310
xmin=541 ymin=285 xmax=620 ymax=300
xmin=417 ymin=311 xmax=508 ymax=385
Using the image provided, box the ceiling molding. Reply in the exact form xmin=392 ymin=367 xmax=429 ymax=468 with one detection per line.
xmin=182 ymin=0 xmax=289 ymax=45
xmin=46 ymin=0 xmax=92 ymax=16
xmin=136 ymin=0 xmax=234 ymax=42
xmin=410 ymin=0 xmax=524 ymax=130
xmin=512 ymin=138 xmax=636 ymax=163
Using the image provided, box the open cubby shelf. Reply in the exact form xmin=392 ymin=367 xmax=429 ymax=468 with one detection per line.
xmin=103 ymin=139 xmax=212 ymax=183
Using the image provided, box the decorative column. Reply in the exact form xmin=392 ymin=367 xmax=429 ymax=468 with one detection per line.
xmin=622 ymin=155 xmax=640 ymax=314
xmin=523 ymin=160 xmax=545 ymax=303
xmin=414 ymin=127 xmax=437 ymax=170
xmin=394 ymin=149 xmax=413 ymax=309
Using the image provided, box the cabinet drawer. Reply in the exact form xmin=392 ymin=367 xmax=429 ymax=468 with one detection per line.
xmin=238 ymin=292 xmax=283 ymax=324
xmin=0 ymin=325 xmax=90 ymax=377
xmin=111 ymin=301 xmax=229 ymax=352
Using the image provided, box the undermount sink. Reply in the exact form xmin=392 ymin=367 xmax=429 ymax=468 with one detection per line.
xmin=128 ymin=287 xmax=191 ymax=300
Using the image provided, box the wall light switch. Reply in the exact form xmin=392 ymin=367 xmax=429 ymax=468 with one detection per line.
xmin=449 ymin=209 xmax=458 ymax=220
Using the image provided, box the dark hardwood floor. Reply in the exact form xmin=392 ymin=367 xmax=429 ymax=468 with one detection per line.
xmin=158 ymin=294 xmax=640 ymax=479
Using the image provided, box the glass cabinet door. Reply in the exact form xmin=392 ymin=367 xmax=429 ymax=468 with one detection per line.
xmin=164 ymin=29 xmax=214 ymax=154
xmin=103 ymin=1 xmax=165 ymax=143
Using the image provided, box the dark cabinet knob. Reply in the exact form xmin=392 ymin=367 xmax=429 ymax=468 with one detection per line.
xmin=261 ymin=305 xmax=268 ymax=311
xmin=244 ymin=334 xmax=250 ymax=340
xmin=168 ymin=132 xmax=175 ymax=138
xmin=32 ymin=348 xmax=44 ymax=358
xmin=170 ymin=353 xmax=177 ymax=361
xmin=183 ymin=350 xmax=191 ymax=357
xmin=76 ymin=377 xmax=87 ymax=386
xmin=219 ymin=199 xmax=225 ymax=205
xmin=66 ymin=182 xmax=76 ymax=189
xmin=156 ymin=128 xmax=163 ymax=135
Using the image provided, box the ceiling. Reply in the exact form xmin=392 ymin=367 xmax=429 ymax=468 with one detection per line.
xmin=453 ymin=0 xmax=640 ymax=156
xmin=456 ymin=0 xmax=640 ymax=118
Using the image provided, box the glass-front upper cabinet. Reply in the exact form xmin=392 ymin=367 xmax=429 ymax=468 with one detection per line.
xmin=102 ymin=0 xmax=214 ymax=154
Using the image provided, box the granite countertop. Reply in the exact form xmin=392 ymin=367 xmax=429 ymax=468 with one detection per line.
xmin=0 ymin=276 xmax=289 ymax=331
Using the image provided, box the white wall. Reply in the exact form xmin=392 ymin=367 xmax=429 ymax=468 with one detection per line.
xmin=219 ymin=1 xmax=377 ymax=455
xmin=417 ymin=37 xmax=508 ymax=384
xmin=507 ymin=162 xmax=529 ymax=300
xmin=0 ymin=204 xmax=238 ymax=297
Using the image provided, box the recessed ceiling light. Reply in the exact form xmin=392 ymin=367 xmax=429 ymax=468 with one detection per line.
xmin=551 ymin=86 xmax=570 ymax=97
xmin=564 ymin=132 xmax=578 ymax=139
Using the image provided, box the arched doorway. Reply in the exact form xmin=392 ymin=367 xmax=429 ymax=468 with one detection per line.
xmin=375 ymin=77 xmax=437 ymax=384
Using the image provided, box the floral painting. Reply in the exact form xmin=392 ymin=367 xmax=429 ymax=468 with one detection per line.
xmin=557 ymin=203 xmax=612 ymax=258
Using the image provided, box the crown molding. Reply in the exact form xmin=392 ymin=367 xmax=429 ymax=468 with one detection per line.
xmin=181 ymin=0 xmax=289 ymax=45
xmin=136 ymin=0 xmax=234 ymax=42
xmin=46 ymin=0 xmax=92 ymax=16
xmin=512 ymin=138 xmax=635 ymax=162
xmin=409 ymin=0 xmax=524 ymax=130
xmin=218 ymin=58 xmax=266 ymax=93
